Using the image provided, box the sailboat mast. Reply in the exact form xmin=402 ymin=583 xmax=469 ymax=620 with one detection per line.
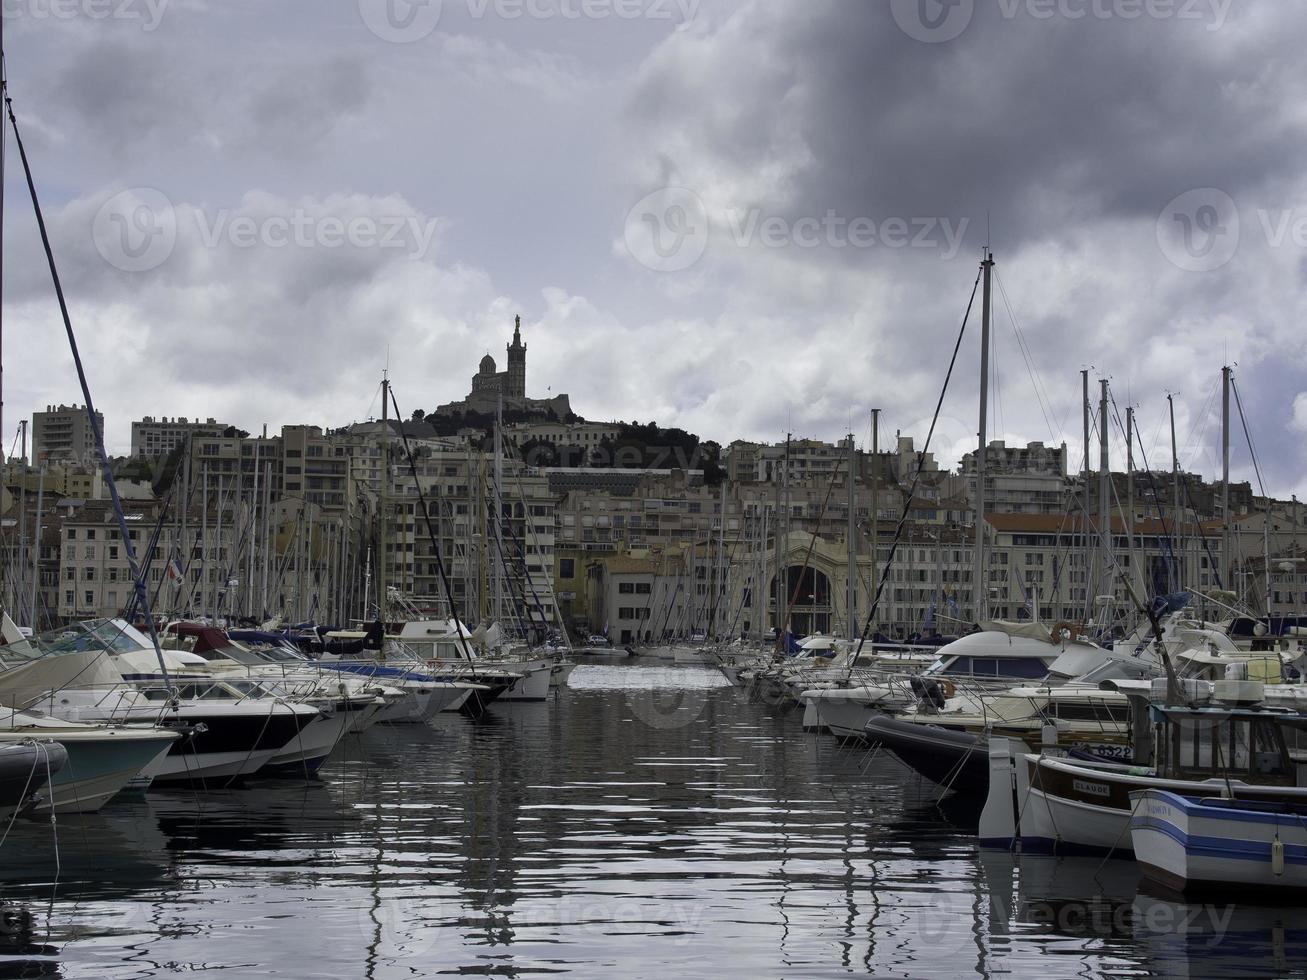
xmin=846 ymin=432 xmax=856 ymax=641
xmin=972 ymin=249 xmax=994 ymax=622
xmin=201 ymin=462 xmax=209 ymax=618
xmin=28 ymin=465 xmax=42 ymax=629
xmin=1168 ymin=393 xmax=1181 ymax=592
xmin=1126 ymin=406 xmax=1136 ymax=590
xmin=378 ymin=374 xmax=389 ymax=619
xmin=248 ymin=453 xmax=259 ymax=618
xmin=1221 ymin=365 xmax=1231 ymax=593
xmin=494 ymin=393 xmax=504 ymax=625
xmin=1098 ymin=378 xmax=1111 ymax=617
xmin=869 ymin=408 xmax=879 ymax=637
xmin=16 ymin=421 xmax=25 ymax=619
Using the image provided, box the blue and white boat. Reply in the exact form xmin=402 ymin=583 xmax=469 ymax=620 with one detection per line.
xmin=1130 ymin=789 xmax=1307 ymax=894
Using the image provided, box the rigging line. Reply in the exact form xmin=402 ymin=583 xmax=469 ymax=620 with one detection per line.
xmin=4 ymin=75 xmax=173 ymax=687
xmin=994 ymin=321 xmax=1004 ymax=441
xmin=385 ymin=385 xmax=478 ymax=671
xmin=0 ymin=47 xmax=5 ymax=466
xmin=1230 ymin=375 xmax=1268 ymax=498
xmin=849 ymin=266 xmax=982 ymax=668
xmin=1109 ymin=390 xmax=1220 ymax=592
xmin=1181 ymin=377 xmax=1220 ymax=474
xmin=993 ymin=269 xmax=1060 ymax=439
xmin=1126 ymin=410 xmax=1192 ymax=589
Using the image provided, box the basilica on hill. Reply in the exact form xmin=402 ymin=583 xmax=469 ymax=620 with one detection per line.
xmin=471 ymin=315 xmax=528 ymax=398
xmin=435 ymin=314 xmax=572 ymax=420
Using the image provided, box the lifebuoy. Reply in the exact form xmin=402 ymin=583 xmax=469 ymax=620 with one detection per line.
xmin=1052 ymin=621 xmax=1082 ymax=642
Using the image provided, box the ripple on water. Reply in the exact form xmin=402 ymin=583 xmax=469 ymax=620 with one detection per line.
xmin=0 ymin=666 xmax=1299 ymax=979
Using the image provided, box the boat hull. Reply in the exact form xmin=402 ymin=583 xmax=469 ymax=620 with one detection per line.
xmin=0 ymin=742 xmax=67 ymax=818
xmin=149 ymin=707 xmax=317 ymax=784
xmin=1131 ymin=790 xmax=1307 ymax=893
xmin=1019 ymin=754 xmax=1307 ymax=855
xmin=18 ymin=731 xmax=175 ymax=813
xmin=797 ymin=689 xmax=894 ymax=739
xmin=864 ymin=714 xmax=988 ymax=794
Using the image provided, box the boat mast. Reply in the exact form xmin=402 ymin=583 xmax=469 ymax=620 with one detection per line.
xmin=1098 ymin=378 xmax=1111 ymax=622
xmin=0 ymin=27 xmax=6 ymax=469
xmin=378 ymin=373 xmax=389 ymax=619
xmin=716 ymin=480 xmax=727 ymax=638
xmin=260 ymin=449 xmax=271 ymax=617
xmin=1176 ymin=389 xmax=1186 ymax=590
xmin=973 ymin=249 xmax=994 ymax=622
xmin=248 ymin=451 xmax=259 ymax=618
xmin=494 ymin=392 xmax=504 ymax=625
xmin=846 ymin=431 xmax=856 ymax=641
xmin=869 ymin=408 xmax=879 ymax=638
xmin=1221 ymin=365 xmax=1231 ymax=594
xmin=16 ymin=420 xmax=25 ymax=618
xmin=1126 ymin=405 xmax=1137 ymax=592
xmin=201 ymin=461 xmax=209 ymax=618
xmin=1080 ymin=368 xmax=1090 ymax=616
xmin=27 ymin=464 xmax=42 ymax=629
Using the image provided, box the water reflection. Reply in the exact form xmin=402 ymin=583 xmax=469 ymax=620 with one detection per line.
xmin=0 ymin=665 xmax=1300 ymax=978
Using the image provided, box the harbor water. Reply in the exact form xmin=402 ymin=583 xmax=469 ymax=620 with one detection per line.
xmin=1 ymin=663 xmax=1304 ymax=979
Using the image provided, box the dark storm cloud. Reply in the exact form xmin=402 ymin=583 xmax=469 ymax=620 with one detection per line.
xmin=616 ymin=1 xmax=1307 ymax=493
xmin=629 ymin=2 xmax=1299 ymax=252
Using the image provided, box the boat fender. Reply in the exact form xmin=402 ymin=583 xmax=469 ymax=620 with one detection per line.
xmin=1273 ymin=836 xmax=1286 ymax=876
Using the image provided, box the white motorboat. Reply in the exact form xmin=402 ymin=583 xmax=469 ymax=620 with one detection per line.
xmin=0 ymin=712 xmax=176 ymax=813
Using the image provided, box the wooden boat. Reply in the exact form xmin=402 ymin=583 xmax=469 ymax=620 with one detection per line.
xmin=1131 ymin=789 xmax=1307 ymax=894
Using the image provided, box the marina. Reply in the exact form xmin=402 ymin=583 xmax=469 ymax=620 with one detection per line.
xmin=1 ymin=3 xmax=1306 ymax=977
xmin=1 ymin=661 xmax=1303 ymax=979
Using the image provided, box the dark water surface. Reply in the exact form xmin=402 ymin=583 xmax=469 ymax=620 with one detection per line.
xmin=1 ymin=663 xmax=1305 ymax=979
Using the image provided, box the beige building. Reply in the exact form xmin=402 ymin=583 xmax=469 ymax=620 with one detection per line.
xmin=131 ymin=416 xmax=227 ymax=458
xmin=33 ymin=405 xmax=102 ymax=466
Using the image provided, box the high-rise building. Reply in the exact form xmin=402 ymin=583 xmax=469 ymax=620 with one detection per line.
xmin=32 ymin=405 xmax=103 ymax=465
xmin=131 ymin=416 xmax=227 ymax=458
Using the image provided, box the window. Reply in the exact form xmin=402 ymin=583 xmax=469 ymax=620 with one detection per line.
xmin=619 ymin=582 xmax=635 ymax=594
xmin=84 ymin=591 xmax=94 ymax=606
xmin=559 ymin=559 xmax=575 ymax=579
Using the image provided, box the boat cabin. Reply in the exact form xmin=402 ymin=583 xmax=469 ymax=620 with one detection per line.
xmin=1148 ymin=703 xmax=1307 ymax=786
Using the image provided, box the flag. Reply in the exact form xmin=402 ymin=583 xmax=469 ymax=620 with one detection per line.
xmin=924 ymin=598 xmax=936 ymax=629
xmin=167 ymin=558 xmax=184 ymax=582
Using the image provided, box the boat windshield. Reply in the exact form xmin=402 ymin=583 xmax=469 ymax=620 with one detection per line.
xmin=3 ymin=619 xmax=146 ymax=662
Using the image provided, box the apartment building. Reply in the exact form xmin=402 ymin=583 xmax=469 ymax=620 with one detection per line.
xmin=33 ymin=405 xmax=102 ymax=466
xmin=131 ymin=416 xmax=227 ymax=458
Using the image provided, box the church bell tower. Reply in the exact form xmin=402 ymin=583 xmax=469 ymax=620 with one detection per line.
xmin=506 ymin=315 xmax=527 ymax=398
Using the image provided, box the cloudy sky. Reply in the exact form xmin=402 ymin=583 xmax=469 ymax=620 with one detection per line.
xmin=2 ymin=0 xmax=1304 ymax=496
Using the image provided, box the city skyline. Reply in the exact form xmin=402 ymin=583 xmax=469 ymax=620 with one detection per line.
xmin=1 ymin=2 xmax=1302 ymax=496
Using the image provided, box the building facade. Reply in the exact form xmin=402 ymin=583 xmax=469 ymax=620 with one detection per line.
xmin=33 ymin=405 xmax=103 ymax=466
